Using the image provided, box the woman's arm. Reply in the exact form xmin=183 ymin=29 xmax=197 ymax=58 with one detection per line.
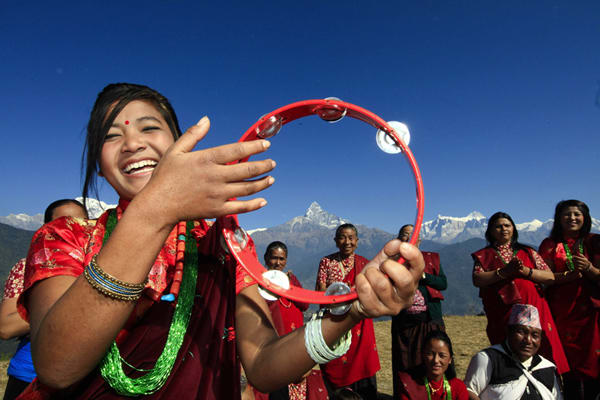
xmin=0 ymin=297 xmax=29 ymax=339
xmin=28 ymin=119 xmax=276 ymax=388
xmin=472 ymin=260 xmax=509 ymax=288
xmin=423 ymin=263 xmax=447 ymax=290
xmin=237 ymin=240 xmax=424 ymax=392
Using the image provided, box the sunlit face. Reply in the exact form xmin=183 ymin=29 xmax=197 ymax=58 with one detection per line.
xmin=508 ymin=325 xmax=542 ymax=361
xmin=491 ymin=218 xmax=514 ymax=245
xmin=560 ymin=206 xmax=584 ymax=236
xmin=99 ymin=100 xmax=175 ymax=200
xmin=423 ymin=339 xmax=452 ymax=381
xmin=264 ymin=247 xmax=287 ymax=271
xmin=335 ymin=228 xmax=358 ymax=257
xmin=51 ymin=203 xmax=87 ymax=221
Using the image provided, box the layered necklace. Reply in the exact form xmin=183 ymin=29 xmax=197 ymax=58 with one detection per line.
xmin=562 ymin=239 xmax=584 ymax=272
xmin=424 ymin=376 xmax=452 ymax=400
xmin=99 ymin=211 xmax=197 ymax=396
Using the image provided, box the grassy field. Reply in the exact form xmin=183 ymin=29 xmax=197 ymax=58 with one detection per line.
xmin=0 ymin=315 xmax=488 ymax=397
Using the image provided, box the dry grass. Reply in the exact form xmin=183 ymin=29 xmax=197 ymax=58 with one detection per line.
xmin=374 ymin=315 xmax=488 ymax=396
xmin=0 ymin=316 xmax=489 ymax=397
xmin=0 ymin=360 xmax=8 ymax=397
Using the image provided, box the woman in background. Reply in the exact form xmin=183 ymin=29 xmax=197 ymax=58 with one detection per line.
xmin=0 ymin=199 xmax=88 ymax=400
xmin=316 ymin=224 xmax=380 ymax=400
xmin=396 ymin=330 xmax=468 ymax=400
xmin=255 ymin=241 xmax=327 ymax=400
xmin=539 ymin=200 xmax=600 ymax=399
xmin=471 ymin=212 xmax=568 ymax=375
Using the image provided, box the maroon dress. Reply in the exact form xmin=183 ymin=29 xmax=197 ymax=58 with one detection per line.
xmin=17 ymin=200 xmax=257 ymax=399
xmin=539 ymin=235 xmax=600 ymax=379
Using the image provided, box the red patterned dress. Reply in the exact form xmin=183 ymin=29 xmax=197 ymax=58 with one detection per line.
xmin=538 ymin=235 xmax=600 ymax=379
xmin=315 ymin=253 xmax=380 ymax=390
xmin=16 ymin=200 xmax=257 ymax=399
xmin=472 ymin=244 xmax=569 ymax=374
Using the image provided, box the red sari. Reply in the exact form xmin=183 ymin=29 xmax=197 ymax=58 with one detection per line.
xmin=315 ymin=253 xmax=380 ymax=387
xmin=538 ymin=235 xmax=600 ymax=379
xmin=17 ymin=200 xmax=257 ymax=399
xmin=472 ymin=245 xmax=569 ymax=374
xmin=267 ymin=272 xmax=309 ymax=336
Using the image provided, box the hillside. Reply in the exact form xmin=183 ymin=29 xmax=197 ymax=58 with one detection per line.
xmin=0 ymin=223 xmax=34 ymax=285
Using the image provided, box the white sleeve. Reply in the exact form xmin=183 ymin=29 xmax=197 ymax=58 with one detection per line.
xmin=552 ymin=374 xmax=563 ymax=400
xmin=464 ymin=351 xmax=493 ymax=396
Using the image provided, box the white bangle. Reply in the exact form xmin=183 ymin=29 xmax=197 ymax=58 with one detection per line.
xmin=304 ymin=310 xmax=352 ymax=364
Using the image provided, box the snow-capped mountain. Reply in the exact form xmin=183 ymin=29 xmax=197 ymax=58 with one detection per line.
xmin=1 ymin=198 xmax=117 ymax=231
xmin=420 ymin=212 xmax=600 ymax=245
xmin=0 ymin=213 xmax=44 ymax=231
xmin=282 ymin=201 xmax=348 ymax=232
xmin=420 ymin=211 xmax=487 ymax=244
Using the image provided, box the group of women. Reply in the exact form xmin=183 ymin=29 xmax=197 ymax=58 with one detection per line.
xmin=473 ymin=201 xmax=600 ymax=399
xmin=1 ymin=80 xmax=597 ymax=400
xmin=6 ymin=83 xmax=424 ymax=400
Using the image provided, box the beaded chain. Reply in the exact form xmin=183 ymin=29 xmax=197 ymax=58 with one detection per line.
xmin=424 ymin=376 xmax=452 ymax=400
xmin=99 ymin=211 xmax=197 ymax=395
xmin=562 ymin=240 xmax=584 ymax=272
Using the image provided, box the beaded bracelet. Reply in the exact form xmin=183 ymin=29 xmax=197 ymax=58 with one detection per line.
xmin=304 ymin=310 xmax=351 ymax=364
xmin=84 ymin=255 xmax=147 ymax=301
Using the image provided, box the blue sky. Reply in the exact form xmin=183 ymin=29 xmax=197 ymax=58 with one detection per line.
xmin=1 ymin=1 xmax=599 ymax=233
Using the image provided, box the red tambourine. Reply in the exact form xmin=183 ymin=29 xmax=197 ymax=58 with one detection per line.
xmin=222 ymin=98 xmax=424 ymax=308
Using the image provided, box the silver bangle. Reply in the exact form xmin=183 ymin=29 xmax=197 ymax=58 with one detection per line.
xmin=304 ymin=310 xmax=351 ymax=364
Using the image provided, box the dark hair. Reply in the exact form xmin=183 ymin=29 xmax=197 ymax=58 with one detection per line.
xmin=264 ymin=241 xmax=288 ymax=259
xmin=332 ymin=387 xmax=363 ymax=400
xmin=44 ymin=199 xmax=88 ymax=223
xmin=550 ymin=200 xmax=592 ymax=241
xmin=422 ymin=330 xmax=457 ymax=380
xmin=485 ymin=212 xmax=519 ymax=246
xmin=335 ymin=223 xmax=358 ymax=238
xmin=397 ymin=224 xmax=414 ymax=239
xmin=81 ymin=83 xmax=182 ymax=207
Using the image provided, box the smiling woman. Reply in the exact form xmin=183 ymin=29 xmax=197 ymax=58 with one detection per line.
xmin=538 ymin=200 xmax=600 ymax=399
xmin=471 ymin=212 xmax=569 ymax=376
xmin=15 ymin=83 xmax=425 ymax=399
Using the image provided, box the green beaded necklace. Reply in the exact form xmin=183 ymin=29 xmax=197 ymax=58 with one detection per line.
xmin=424 ymin=376 xmax=452 ymax=400
xmin=562 ymin=240 xmax=584 ymax=272
xmin=99 ymin=211 xmax=198 ymax=396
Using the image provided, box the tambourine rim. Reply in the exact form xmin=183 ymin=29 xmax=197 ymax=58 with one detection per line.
xmin=224 ymin=98 xmax=425 ymax=305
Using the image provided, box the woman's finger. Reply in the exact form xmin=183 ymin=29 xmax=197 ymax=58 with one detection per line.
xmin=206 ymin=140 xmax=271 ymax=165
xmin=220 ymin=159 xmax=277 ymax=182
xmin=221 ymin=175 xmax=276 ymax=200
xmin=171 ymin=116 xmax=211 ymax=154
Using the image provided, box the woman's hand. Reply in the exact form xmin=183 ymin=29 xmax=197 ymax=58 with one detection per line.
xmin=350 ymin=240 xmax=424 ymax=319
xmin=502 ymin=258 xmax=524 ymax=278
xmin=573 ymin=254 xmax=592 ymax=272
xmin=138 ymin=117 xmax=276 ymax=226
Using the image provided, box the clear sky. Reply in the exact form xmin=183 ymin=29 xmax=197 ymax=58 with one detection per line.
xmin=1 ymin=1 xmax=599 ymax=232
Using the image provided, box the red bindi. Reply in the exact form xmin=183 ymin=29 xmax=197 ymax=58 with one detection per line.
xmin=125 ymin=120 xmax=130 ymax=125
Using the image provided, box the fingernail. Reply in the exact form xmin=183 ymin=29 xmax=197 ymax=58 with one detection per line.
xmin=259 ymin=200 xmax=267 ymax=207
xmin=268 ymin=176 xmax=275 ymax=185
xmin=197 ymin=116 xmax=209 ymax=126
xmin=263 ymin=140 xmax=271 ymax=149
xmin=271 ymin=160 xmax=276 ymax=168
